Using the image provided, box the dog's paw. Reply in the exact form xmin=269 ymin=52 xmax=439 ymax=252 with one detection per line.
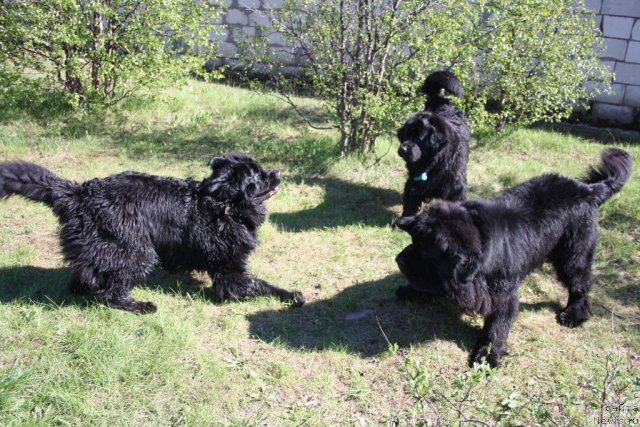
xmin=135 ymin=301 xmax=158 ymax=314
xmin=291 ymin=291 xmax=305 ymax=307
xmin=471 ymin=346 xmax=501 ymax=369
xmin=557 ymin=307 xmax=590 ymax=328
xmin=556 ymin=311 xmax=578 ymax=328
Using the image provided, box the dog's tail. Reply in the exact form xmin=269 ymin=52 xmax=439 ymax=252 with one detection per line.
xmin=0 ymin=161 xmax=77 ymax=207
xmin=583 ymin=148 xmax=632 ymax=205
xmin=420 ymin=71 xmax=463 ymax=99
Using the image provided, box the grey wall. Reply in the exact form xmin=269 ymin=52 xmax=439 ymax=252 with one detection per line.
xmin=216 ymin=0 xmax=640 ymax=127
xmin=213 ymin=0 xmax=301 ymax=70
xmin=587 ymin=0 xmax=640 ymax=126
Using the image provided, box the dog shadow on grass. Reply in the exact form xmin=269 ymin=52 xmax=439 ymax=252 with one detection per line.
xmin=269 ymin=176 xmax=401 ymax=231
xmin=247 ymin=273 xmax=597 ymax=357
xmin=247 ymin=273 xmax=479 ymax=357
xmin=0 ymin=265 xmax=213 ymax=310
xmin=0 ymin=266 xmax=90 ymax=309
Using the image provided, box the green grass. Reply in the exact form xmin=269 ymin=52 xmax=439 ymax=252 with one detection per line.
xmin=0 ymin=81 xmax=638 ymax=425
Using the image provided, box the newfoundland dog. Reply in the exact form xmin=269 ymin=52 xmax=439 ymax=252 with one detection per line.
xmin=397 ymin=70 xmax=470 ymax=216
xmin=0 ymin=152 xmax=305 ymax=313
xmin=394 ymin=149 xmax=632 ymax=367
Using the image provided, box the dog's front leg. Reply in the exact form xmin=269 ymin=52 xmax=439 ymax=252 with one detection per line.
xmin=471 ymin=292 xmax=519 ymax=368
xmin=401 ymin=181 xmax=424 ymax=217
xmin=251 ymin=277 xmax=305 ymax=307
xmin=95 ymin=278 xmax=158 ymax=314
xmin=209 ymin=270 xmax=304 ymax=307
xmin=395 ymin=285 xmax=435 ymax=303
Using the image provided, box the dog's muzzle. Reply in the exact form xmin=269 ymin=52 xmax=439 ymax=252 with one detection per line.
xmin=398 ymin=141 xmax=418 ymax=162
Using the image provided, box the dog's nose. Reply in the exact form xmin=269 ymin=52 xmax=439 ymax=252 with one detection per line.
xmin=398 ymin=145 xmax=409 ymax=156
xmin=271 ymin=170 xmax=281 ymax=184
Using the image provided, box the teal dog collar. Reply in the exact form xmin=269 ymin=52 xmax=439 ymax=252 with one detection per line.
xmin=413 ymin=172 xmax=428 ymax=182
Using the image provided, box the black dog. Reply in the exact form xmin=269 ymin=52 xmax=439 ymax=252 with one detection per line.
xmin=0 ymin=153 xmax=305 ymax=313
xmin=394 ymin=149 xmax=632 ymax=367
xmin=397 ymin=71 xmax=470 ymax=217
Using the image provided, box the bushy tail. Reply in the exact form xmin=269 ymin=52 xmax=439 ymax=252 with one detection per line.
xmin=420 ymin=71 xmax=463 ymax=99
xmin=0 ymin=162 xmax=77 ymax=207
xmin=584 ymin=148 xmax=632 ymax=205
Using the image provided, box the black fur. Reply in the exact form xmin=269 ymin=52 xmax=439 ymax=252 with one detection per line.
xmin=394 ymin=149 xmax=632 ymax=367
xmin=0 ymin=153 xmax=305 ymax=313
xmin=397 ymin=71 xmax=470 ymax=216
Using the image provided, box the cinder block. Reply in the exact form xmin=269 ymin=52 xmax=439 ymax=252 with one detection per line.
xmin=602 ymin=0 xmax=640 ymax=18
xmin=226 ymin=9 xmax=249 ymax=25
xmin=603 ymin=38 xmax=628 ymax=60
xmin=623 ymin=85 xmax=640 ymax=106
xmin=594 ymin=83 xmax=626 ymax=103
xmin=626 ymin=41 xmax=640 ymax=63
xmin=231 ymin=26 xmax=256 ymax=42
xmin=249 ymin=11 xmax=271 ymax=26
xmin=210 ymin=27 xmax=230 ymax=43
xmin=615 ymin=62 xmax=640 ymax=85
xmin=585 ymin=0 xmax=602 ymax=13
xmin=591 ymin=102 xmax=635 ymax=123
xmin=595 ymin=15 xmax=603 ymax=29
xmin=263 ymin=0 xmax=284 ymax=9
xmin=632 ymin=20 xmax=640 ymax=41
xmin=267 ymin=31 xmax=287 ymax=46
xmin=239 ymin=0 xmax=261 ymax=8
xmin=603 ymin=16 xmax=634 ymax=39
xmin=270 ymin=48 xmax=296 ymax=63
xmin=218 ymin=41 xmax=238 ymax=57
xmin=601 ymin=59 xmax=616 ymax=71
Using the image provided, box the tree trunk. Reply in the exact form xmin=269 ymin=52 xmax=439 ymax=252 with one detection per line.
xmin=91 ymin=10 xmax=104 ymax=91
xmin=62 ymin=42 xmax=83 ymax=95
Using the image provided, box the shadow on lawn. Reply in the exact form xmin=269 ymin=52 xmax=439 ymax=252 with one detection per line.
xmin=64 ymin=95 xmax=337 ymax=175
xmin=0 ymin=266 xmax=87 ymax=309
xmin=2 ymin=89 xmax=339 ymax=176
xmin=0 ymin=265 xmax=212 ymax=310
xmin=247 ymin=273 xmax=480 ymax=357
xmin=247 ymin=272 xmax=626 ymax=358
xmin=533 ymin=122 xmax=640 ymax=145
xmin=270 ymin=176 xmax=401 ymax=231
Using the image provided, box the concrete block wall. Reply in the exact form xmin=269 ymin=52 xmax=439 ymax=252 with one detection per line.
xmin=215 ymin=0 xmax=640 ymax=127
xmin=587 ymin=0 xmax=640 ymax=126
xmin=213 ymin=0 xmax=302 ymax=70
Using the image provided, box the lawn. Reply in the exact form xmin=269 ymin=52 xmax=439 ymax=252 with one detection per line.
xmin=0 ymin=81 xmax=638 ymax=426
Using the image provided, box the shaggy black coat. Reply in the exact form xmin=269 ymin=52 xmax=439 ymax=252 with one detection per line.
xmin=394 ymin=149 xmax=632 ymax=367
xmin=397 ymin=71 xmax=470 ymax=216
xmin=0 ymin=153 xmax=305 ymax=313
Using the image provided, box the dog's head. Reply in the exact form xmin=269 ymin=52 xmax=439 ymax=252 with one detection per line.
xmin=395 ymin=202 xmax=482 ymax=292
xmin=397 ymin=111 xmax=450 ymax=166
xmin=201 ymin=152 xmax=281 ymax=209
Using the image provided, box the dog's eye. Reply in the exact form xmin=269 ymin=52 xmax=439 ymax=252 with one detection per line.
xmin=245 ymin=182 xmax=257 ymax=196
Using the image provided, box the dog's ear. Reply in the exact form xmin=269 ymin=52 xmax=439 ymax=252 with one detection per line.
xmin=428 ymin=115 xmax=454 ymax=150
xmin=395 ymin=216 xmax=417 ymax=233
xmin=209 ymin=155 xmax=230 ymax=170
xmin=454 ymin=252 xmax=479 ymax=284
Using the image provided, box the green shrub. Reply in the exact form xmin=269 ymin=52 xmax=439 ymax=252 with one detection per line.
xmin=243 ymin=0 xmax=610 ymax=154
xmin=462 ymin=0 xmax=611 ymax=132
xmin=0 ymin=0 xmax=223 ymax=106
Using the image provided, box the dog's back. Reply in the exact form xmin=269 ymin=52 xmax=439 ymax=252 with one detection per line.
xmin=497 ymin=148 xmax=631 ymax=212
xmin=465 ymin=148 xmax=632 ymax=270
